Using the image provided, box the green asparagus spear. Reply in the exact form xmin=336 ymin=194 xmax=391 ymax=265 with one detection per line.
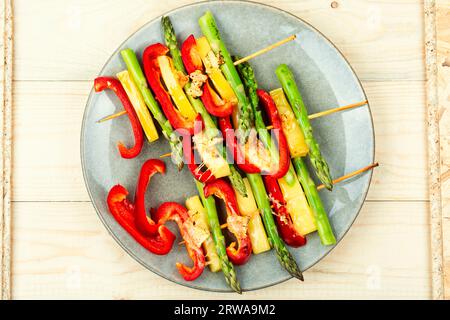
xmin=120 ymin=49 xmax=184 ymax=170
xmin=199 ymin=11 xmax=254 ymax=143
xmin=275 ymin=64 xmax=333 ymax=190
xmin=161 ymin=16 xmax=184 ymax=74
xmin=292 ymin=158 xmax=336 ymax=245
xmin=228 ymin=161 xmax=247 ymax=197
xmin=246 ymin=173 xmax=304 ymax=280
xmin=195 ymin=181 xmax=242 ymax=293
xmin=235 ymin=59 xmax=296 ymax=186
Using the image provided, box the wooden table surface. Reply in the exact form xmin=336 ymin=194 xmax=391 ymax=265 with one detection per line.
xmin=10 ymin=0 xmax=432 ymax=299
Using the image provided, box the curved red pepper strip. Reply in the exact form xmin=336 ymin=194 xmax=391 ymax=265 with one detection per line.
xmin=218 ymin=117 xmax=261 ymax=174
xmin=182 ymin=114 xmax=216 ymax=183
xmin=181 ymin=35 xmax=203 ymax=74
xmin=263 ymin=176 xmax=307 ymax=247
xmin=155 ymin=202 xmax=205 ymax=281
xmin=256 ymin=89 xmax=290 ymax=179
xmin=181 ymin=35 xmax=233 ymax=117
xmin=134 ymin=159 xmax=169 ymax=236
xmin=142 ymin=43 xmax=194 ymax=134
xmin=107 ymin=185 xmax=175 ymax=255
xmin=203 ymin=179 xmax=252 ymax=265
xmin=94 ymin=77 xmax=144 ymax=159
xmin=201 ymin=82 xmax=234 ymax=117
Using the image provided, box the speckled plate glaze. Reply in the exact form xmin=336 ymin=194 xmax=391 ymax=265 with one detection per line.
xmin=81 ymin=0 xmax=375 ymax=292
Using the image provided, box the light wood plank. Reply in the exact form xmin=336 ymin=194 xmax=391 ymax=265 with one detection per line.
xmin=365 ymin=80 xmax=428 ymax=201
xmin=13 ymin=0 xmax=424 ymax=81
xmin=11 ymin=80 xmax=428 ymax=202
xmin=11 ymin=201 xmax=431 ymax=299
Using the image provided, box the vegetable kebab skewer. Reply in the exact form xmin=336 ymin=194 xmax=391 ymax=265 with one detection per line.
xmin=199 ymin=11 xmax=304 ymax=280
xmin=99 ymin=97 xmax=368 ymax=129
xmin=163 ymin=16 xmax=250 ymax=293
xmin=155 ymin=95 xmax=367 ymax=160
xmin=98 ymin=31 xmax=367 ymax=125
xmin=96 ymin=33 xmax=297 ymax=124
xmin=164 ymin=13 xmax=292 ymax=284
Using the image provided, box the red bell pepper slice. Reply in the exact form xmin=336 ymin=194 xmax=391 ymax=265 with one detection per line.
xmin=263 ymin=176 xmax=307 ymax=247
xmin=181 ymin=35 xmax=233 ymax=117
xmin=182 ymin=114 xmax=216 ymax=183
xmin=134 ymin=159 xmax=168 ymax=236
xmin=201 ymin=81 xmax=234 ymax=117
xmin=94 ymin=77 xmax=144 ymax=159
xmin=203 ymin=179 xmax=252 ymax=265
xmin=155 ymin=202 xmax=206 ymax=281
xmin=257 ymin=89 xmax=290 ymax=179
xmin=107 ymin=185 xmax=175 ymax=255
xmin=181 ymin=35 xmax=203 ymax=74
xmin=218 ymin=117 xmax=261 ymax=174
xmin=142 ymin=43 xmax=194 ymax=134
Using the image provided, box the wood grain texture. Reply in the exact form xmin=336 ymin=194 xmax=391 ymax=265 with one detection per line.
xmin=1 ymin=0 xmax=13 ymax=301
xmin=10 ymin=0 xmax=432 ymax=299
xmin=435 ymin=0 xmax=450 ymax=300
xmin=11 ymin=201 xmax=430 ymax=299
xmin=11 ymin=80 xmax=428 ymax=202
xmin=13 ymin=0 xmax=424 ymax=81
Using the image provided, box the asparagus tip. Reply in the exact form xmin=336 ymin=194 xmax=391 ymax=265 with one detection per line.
xmin=232 ymin=283 xmax=242 ymax=294
xmin=294 ymin=272 xmax=304 ymax=282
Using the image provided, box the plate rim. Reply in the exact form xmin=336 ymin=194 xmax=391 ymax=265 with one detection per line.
xmin=80 ymin=0 xmax=376 ymax=293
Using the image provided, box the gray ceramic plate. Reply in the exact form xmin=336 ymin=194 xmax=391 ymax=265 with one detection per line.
xmin=81 ymin=0 xmax=375 ymax=292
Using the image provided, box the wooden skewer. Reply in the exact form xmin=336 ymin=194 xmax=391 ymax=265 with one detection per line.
xmin=99 ymin=98 xmax=368 ymax=128
xmin=265 ymin=100 xmax=368 ymax=130
xmin=160 ymin=152 xmax=173 ymax=159
xmin=308 ymin=100 xmax=368 ymax=120
xmin=316 ymin=162 xmax=379 ymax=191
xmin=96 ymin=110 xmax=127 ymax=123
xmin=158 ymin=100 xmax=368 ymax=157
xmin=233 ymin=35 xmax=297 ymax=66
